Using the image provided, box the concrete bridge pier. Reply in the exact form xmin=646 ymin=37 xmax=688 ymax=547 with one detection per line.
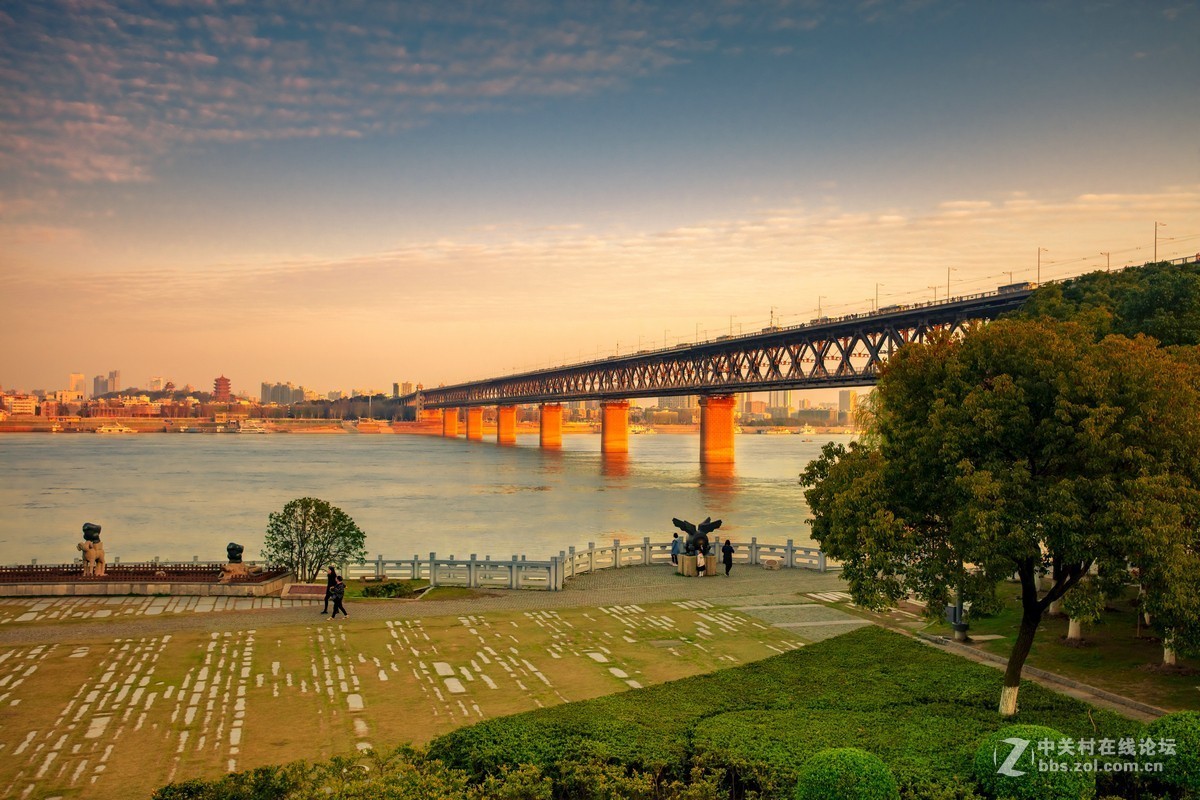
xmin=540 ymin=404 xmax=563 ymax=448
xmin=700 ymin=394 xmax=737 ymax=463
xmin=601 ymin=400 xmax=630 ymax=454
xmin=442 ymin=408 xmax=459 ymax=437
xmin=497 ymin=405 xmax=517 ymax=444
xmin=420 ymin=408 xmax=442 ymax=424
xmin=466 ymin=407 xmax=483 ymax=440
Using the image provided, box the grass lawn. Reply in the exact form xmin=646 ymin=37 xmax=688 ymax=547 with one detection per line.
xmin=923 ymin=582 xmax=1199 ymax=712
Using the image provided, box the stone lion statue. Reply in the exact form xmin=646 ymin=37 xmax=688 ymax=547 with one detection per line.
xmin=78 ymin=522 xmax=106 ymax=578
xmin=219 ymin=541 xmax=262 ymax=584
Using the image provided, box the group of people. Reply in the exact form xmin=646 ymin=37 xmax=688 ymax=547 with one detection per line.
xmin=670 ymin=533 xmax=737 ymax=576
xmin=321 ymin=566 xmax=348 ymax=618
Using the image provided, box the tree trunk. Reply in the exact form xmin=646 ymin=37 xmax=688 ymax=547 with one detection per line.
xmin=1048 ymin=598 xmax=1062 ymax=616
xmin=1001 ymin=560 xmax=1046 ymax=717
xmin=1001 ymin=610 xmax=1042 ymax=716
xmin=1067 ymin=617 xmax=1082 ymax=641
xmin=999 ymin=685 xmax=1020 ymax=717
xmin=1163 ymin=631 xmax=1176 ymax=666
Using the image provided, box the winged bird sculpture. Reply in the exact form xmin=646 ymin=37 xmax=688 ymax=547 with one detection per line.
xmin=672 ymin=516 xmax=722 ymax=556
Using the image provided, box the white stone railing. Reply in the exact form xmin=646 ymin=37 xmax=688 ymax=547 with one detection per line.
xmin=345 ymin=537 xmax=836 ymax=592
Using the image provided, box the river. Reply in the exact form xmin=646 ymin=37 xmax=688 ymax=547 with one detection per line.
xmin=0 ymin=432 xmax=851 ymax=565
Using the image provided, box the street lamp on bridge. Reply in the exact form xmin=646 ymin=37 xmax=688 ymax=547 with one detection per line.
xmin=1101 ymin=251 xmax=1111 ymax=272
xmin=1037 ymin=247 xmax=1049 ymax=284
xmin=1155 ymin=221 xmax=1166 ymax=262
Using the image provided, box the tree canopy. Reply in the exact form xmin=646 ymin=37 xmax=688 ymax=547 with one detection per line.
xmin=261 ymin=497 xmax=367 ymax=583
xmin=1018 ymin=260 xmax=1200 ymax=346
xmin=801 ymin=315 xmax=1200 ymax=715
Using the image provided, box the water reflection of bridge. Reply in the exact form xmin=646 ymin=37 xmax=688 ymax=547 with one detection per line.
xmin=402 ymin=285 xmax=1033 ymax=464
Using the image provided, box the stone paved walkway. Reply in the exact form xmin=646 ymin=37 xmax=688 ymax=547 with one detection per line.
xmin=0 ymin=566 xmax=847 ymax=645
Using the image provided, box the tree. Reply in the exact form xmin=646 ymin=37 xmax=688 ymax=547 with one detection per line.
xmin=262 ymin=497 xmax=367 ymax=582
xmin=1121 ymin=476 xmax=1200 ymax=665
xmin=801 ymin=318 xmax=1200 ymax=716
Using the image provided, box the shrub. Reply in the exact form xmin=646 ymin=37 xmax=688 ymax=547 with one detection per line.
xmin=972 ymin=725 xmax=1095 ymax=800
xmin=361 ymin=580 xmax=419 ymax=598
xmin=1143 ymin=711 xmax=1200 ymax=797
xmin=793 ymin=748 xmax=899 ymax=800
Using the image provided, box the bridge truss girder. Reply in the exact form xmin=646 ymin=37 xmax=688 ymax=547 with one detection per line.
xmin=409 ymin=291 xmax=1029 ymax=409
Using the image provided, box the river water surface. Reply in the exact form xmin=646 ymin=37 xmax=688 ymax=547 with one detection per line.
xmin=0 ymin=432 xmax=850 ymax=565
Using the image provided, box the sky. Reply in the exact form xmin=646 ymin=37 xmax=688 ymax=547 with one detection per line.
xmin=2 ymin=0 xmax=1198 ymax=396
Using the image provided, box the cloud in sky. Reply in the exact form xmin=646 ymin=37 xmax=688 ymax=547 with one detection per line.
xmin=6 ymin=184 xmax=1198 ymax=391
xmin=0 ymin=0 xmax=834 ymax=187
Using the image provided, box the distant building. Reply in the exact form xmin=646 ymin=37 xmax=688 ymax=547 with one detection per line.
xmin=213 ymin=375 xmax=232 ymax=402
xmin=68 ymin=373 xmax=85 ymax=396
xmin=93 ymin=375 xmax=109 ymax=397
xmin=108 ymin=370 xmax=121 ymax=393
xmin=400 ymin=381 xmax=414 ymax=396
xmin=838 ymin=389 xmax=859 ymax=426
xmin=7 ymin=395 xmax=36 ymax=416
xmin=660 ymin=395 xmax=696 ymax=410
xmin=149 ymin=376 xmax=164 ymax=391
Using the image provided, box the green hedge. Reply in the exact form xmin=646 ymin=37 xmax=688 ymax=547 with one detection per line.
xmin=972 ymin=725 xmax=1095 ymax=800
xmin=793 ymin=748 xmax=899 ymax=800
xmin=429 ymin=627 xmax=1137 ymax=798
xmin=1143 ymin=711 xmax=1200 ymax=798
xmin=359 ymin=580 xmax=420 ymax=598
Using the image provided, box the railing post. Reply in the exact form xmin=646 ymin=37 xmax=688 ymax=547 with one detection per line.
xmin=550 ymin=555 xmax=560 ymax=591
xmin=469 ymin=553 xmax=478 ymax=588
xmin=588 ymin=542 xmax=595 ymax=573
xmin=750 ymin=536 xmax=759 ymax=565
xmin=786 ymin=539 xmax=795 ymax=569
xmin=568 ymin=545 xmax=576 ymax=578
xmin=429 ymin=552 xmax=438 ymax=587
xmin=510 ymin=555 xmax=519 ymax=589
xmin=375 ymin=554 xmax=384 ymax=580
xmin=643 ymin=536 xmax=651 ymax=565
xmin=412 ymin=554 xmax=420 ymax=582
xmin=613 ymin=538 xmax=621 ymax=568
xmin=818 ymin=550 xmax=827 ymax=573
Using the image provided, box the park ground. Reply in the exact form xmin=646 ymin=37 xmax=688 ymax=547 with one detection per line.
xmin=0 ymin=565 xmax=1191 ymax=800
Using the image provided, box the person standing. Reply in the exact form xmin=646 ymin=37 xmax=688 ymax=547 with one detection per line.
xmin=321 ymin=566 xmax=337 ymax=614
xmin=722 ymin=539 xmax=735 ymax=576
xmin=670 ymin=533 xmax=681 ymax=566
xmin=330 ymin=575 xmax=349 ymax=619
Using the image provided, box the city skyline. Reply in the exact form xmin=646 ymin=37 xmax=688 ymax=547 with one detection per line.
xmin=2 ymin=1 xmax=1198 ymax=393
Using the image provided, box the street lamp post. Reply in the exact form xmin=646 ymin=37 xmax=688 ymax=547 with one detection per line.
xmin=1037 ymin=247 xmax=1049 ymax=284
xmin=817 ymin=296 xmax=825 ymax=318
xmin=1155 ymin=221 xmax=1166 ymax=262
xmin=946 ymin=267 xmax=956 ymax=300
xmin=928 ymin=285 xmax=939 ymax=301
xmin=1101 ymin=251 xmax=1110 ymax=272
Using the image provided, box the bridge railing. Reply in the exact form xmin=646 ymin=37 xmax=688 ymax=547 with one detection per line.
xmin=346 ymin=537 xmax=837 ymax=591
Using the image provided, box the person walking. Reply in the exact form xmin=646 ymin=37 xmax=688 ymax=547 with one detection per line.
xmin=722 ymin=539 xmax=735 ymax=576
xmin=329 ymin=574 xmax=349 ymax=619
xmin=321 ymin=566 xmax=337 ymax=614
xmin=670 ymin=533 xmax=681 ymax=566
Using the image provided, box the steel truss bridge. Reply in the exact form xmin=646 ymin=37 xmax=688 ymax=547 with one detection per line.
xmin=403 ymin=286 xmax=1034 ymax=410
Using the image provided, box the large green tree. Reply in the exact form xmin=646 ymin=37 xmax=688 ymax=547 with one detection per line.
xmin=801 ymin=318 xmax=1200 ymax=716
xmin=262 ymin=497 xmax=367 ymax=582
